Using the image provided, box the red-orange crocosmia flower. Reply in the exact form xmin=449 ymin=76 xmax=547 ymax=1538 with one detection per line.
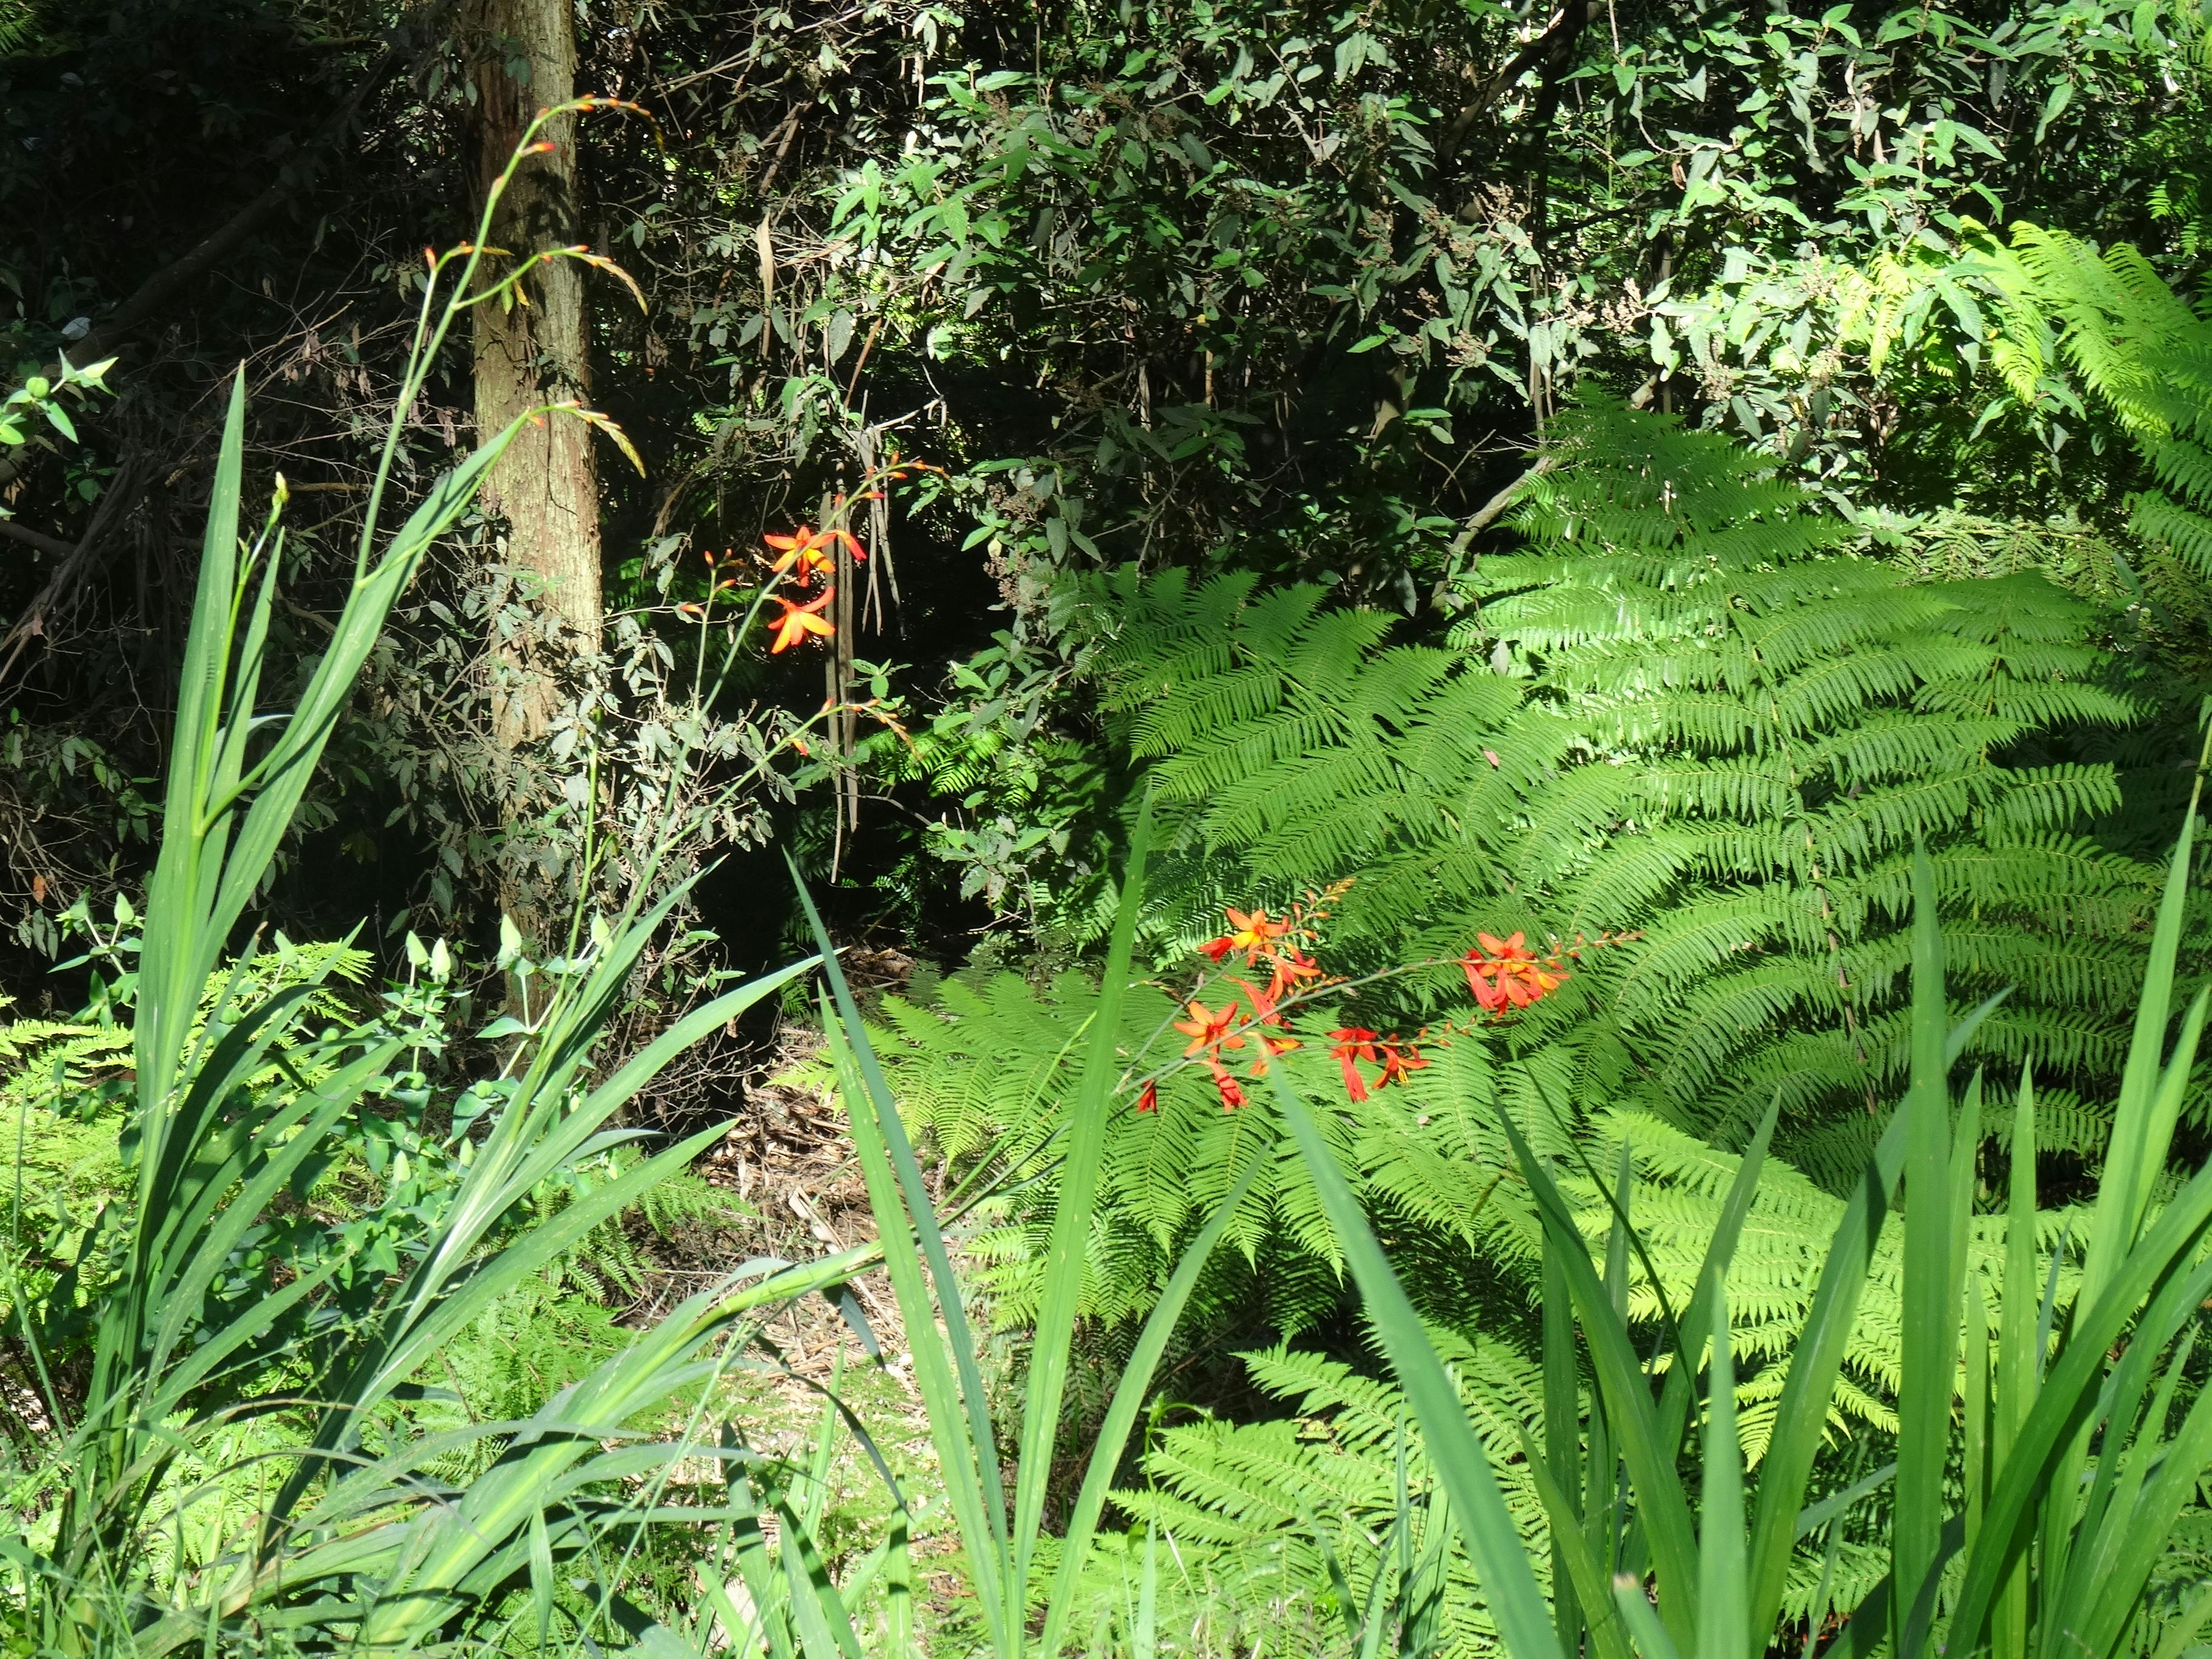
xmin=1203 ymin=1060 xmax=1248 ymax=1111
xmin=1329 ymin=1028 xmax=1381 ymax=1103
xmin=1375 ymin=1036 xmax=1428 ymax=1088
xmin=1201 ymin=905 xmax=1293 ymax=966
xmin=1265 ymin=948 xmax=1322 ymax=1003
xmin=1176 ymin=994 xmax=1262 ymax=1110
xmin=1461 ymin=930 xmax=1569 ymax=1012
xmin=1244 ymin=1031 xmax=1302 ymax=1078
xmin=763 ymin=526 xmax=836 ymax=585
xmin=766 ymin=588 xmax=836 ymax=654
xmin=1174 ymin=998 xmax=1245 ymax=1057
xmin=1225 ymin=974 xmax=1279 ymax=1020
xmin=1136 ymin=1080 xmax=1158 ymax=1114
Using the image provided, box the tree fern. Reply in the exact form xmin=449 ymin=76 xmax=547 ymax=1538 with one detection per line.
xmin=1083 ymin=399 xmax=2147 ymax=1180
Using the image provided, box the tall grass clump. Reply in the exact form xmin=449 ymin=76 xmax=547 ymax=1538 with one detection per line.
xmin=1 ymin=104 xmax=872 ymax=1659
xmin=1248 ymin=813 xmax=2212 ymax=1659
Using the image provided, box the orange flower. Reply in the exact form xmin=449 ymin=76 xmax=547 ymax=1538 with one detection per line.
xmin=1203 ymin=1059 xmax=1248 ymax=1111
xmin=1329 ymin=1027 xmax=1381 ymax=1102
xmin=763 ymin=526 xmax=836 ymax=585
xmin=1176 ymin=993 xmax=1267 ymax=1110
xmin=1461 ymin=930 xmax=1569 ymax=1012
xmin=1223 ymin=974 xmax=1278 ymax=1019
xmin=1244 ymin=1031 xmax=1302 ymax=1078
xmin=766 ymin=588 xmax=836 ymax=653
xmin=1136 ymin=1080 xmax=1158 ymax=1114
xmin=1264 ymin=947 xmax=1322 ymax=1004
xmin=1375 ymin=1036 xmax=1429 ymax=1088
xmin=1174 ymin=998 xmax=1245 ymax=1057
xmin=1201 ymin=905 xmax=1293 ymax=965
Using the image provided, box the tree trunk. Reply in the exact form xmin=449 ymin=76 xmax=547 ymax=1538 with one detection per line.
xmin=466 ymin=0 xmax=600 ymax=960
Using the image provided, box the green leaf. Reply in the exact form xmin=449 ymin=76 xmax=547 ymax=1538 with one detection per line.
xmin=1014 ymin=796 xmax=1155 ymax=1609
xmin=2034 ymin=78 xmax=2073 ymax=143
xmin=1264 ymin=1059 xmax=1563 ymax=1659
xmin=1039 ymin=1155 xmax=1259 ymax=1657
xmin=1894 ymin=846 xmax=1954 ymax=1659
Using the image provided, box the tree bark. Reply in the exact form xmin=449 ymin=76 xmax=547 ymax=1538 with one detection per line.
xmin=466 ymin=0 xmax=601 ymax=963
xmin=467 ymin=0 xmax=601 ymax=750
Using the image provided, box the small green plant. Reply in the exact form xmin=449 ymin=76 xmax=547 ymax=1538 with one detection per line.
xmin=0 ymin=352 xmax=109 ymax=461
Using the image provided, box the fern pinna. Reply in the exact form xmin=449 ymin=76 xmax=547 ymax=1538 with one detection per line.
xmin=1088 ymin=399 xmax=2145 ymax=1184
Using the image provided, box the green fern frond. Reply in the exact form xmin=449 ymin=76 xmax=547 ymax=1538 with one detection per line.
xmin=1068 ymin=396 xmax=2150 ymax=1167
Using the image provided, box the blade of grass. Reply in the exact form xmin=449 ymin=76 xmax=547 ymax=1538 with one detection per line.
xmin=1262 ymin=1057 xmax=1563 ymax=1659
xmin=792 ymin=864 xmax=1012 ymax=1583
xmin=1792 ymin=1464 xmax=1894 ymax=1540
xmin=1135 ymin=1525 xmax=1158 ymax=1659
xmin=1517 ymin=1424 xmax=1634 ymax=1659
xmin=1013 ymin=796 xmax=1156 ymax=1617
xmin=1742 ymin=1059 xmax=1921 ymax=1638
xmin=1654 ymin=1096 xmax=1777 ymax=1456
xmin=1037 ymin=1156 xmax=1259 ymax=1657
xmin=1990 ymin=1069 xmax=2036 ymax=1659
xmin=1698 ymin=1268 xmax=1747 ymax=1659
xmin=134 ymin=367 xmax=246 ymax=1133
xmin=1611 ymin=1577 xmax=1684 ymax=1659
xmin=777 ymin=1502 xmax=867 ymax=1659
xmin=1962 ymin=1274 xmax=1989 ymax=1575
xmin=1543 ymin=1238 xmax=1584 ymax=1659
xmin=2083 ymin=778 xmax=2202 ymax=1305
xmin=885 ymin=1511 xmax=914 ymax=1659
xmin=1795 ymin=1443 xmax=1868 ymax=1659
xmin=2040 ymin=813 xmax=2210 ymax=1636
xmin=1589 ymin=1143 xmax=1629 ymax=1587
xmin=2074 ymin=1339 xmax=2212 ymax=1659
xmin=1489 ymin=1108 xmax=1700 ymax=1650
xmin=1895 ymin=846 xmax=1954 ymax=1659
xmin=725 ymin=1470 xmax=798 ymax=1659
xmin=1948 ymin=1158 xmax=2212 ymax=1657
xmin=822 ymin=1010 xmax=1009 ymax=1650
xmin=583 ymin=958 xmax=820 ymax=1120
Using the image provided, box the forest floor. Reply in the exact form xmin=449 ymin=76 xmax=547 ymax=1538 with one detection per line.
xmin=668 ymin=1004 xmax=980 ymax=1614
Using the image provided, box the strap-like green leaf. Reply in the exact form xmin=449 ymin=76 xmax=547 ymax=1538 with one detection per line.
xmin=1014 ymin=797 xmax=1156 ymax=1621
xmin=1038 ymin=1155 xmax=1258 ymax=1657
xmin=1265 ymin=1060 xmax=1563 ymax=1659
